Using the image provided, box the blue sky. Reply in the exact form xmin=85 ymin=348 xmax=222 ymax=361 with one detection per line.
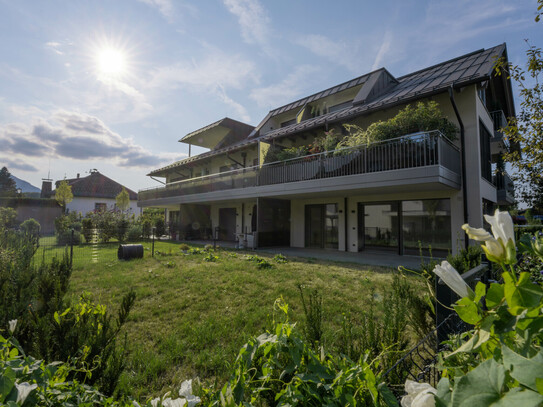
xmin=0 ymin=0 xmax=541 ymax=191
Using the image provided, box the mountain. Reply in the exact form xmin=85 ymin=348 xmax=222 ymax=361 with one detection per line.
xmin=11 ymin=175 xmax=41 ymax=193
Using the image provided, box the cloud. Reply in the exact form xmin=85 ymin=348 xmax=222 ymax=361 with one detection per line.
xmin=295 ymin=35 xmax=365 ymax=73
xmin=1 ymin=158 xmax=39 ymax=172
xmin=45 ymin=41 xmax=64 ymax=55
xmin=249 ymin=65 xmax=319 ymax=109
xmin=372 ymin=30 xmax=392 ymax=71
xmin=223 ymin=0 xmax=271 ymax=46
xmin=147 ymin=51 xmax=257 ymax=121
xmin=0 ymin=111 xmax=182 ymax=170
xmin=137 ymin=0 xmax=175 ymax=21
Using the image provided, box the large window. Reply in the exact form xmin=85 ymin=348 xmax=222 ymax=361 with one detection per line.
xmin=305 ymin=204 xmax=338 ymax=249
xmin=402 ymin=199 xmax=451 ymax=255
xmin=480 ymin=121 xmax=492 ymax=182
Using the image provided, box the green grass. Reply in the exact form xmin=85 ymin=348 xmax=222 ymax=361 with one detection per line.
xmin=66 ymin=243 xmax=424 ymax=401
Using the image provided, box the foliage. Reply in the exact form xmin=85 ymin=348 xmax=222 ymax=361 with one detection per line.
xmin=298 ymin=286 xmax=323 ymax=348
xmin=155 ymin=217 xmax=166 ymax=237
xmin=127 ymin=224 xmax=143 ymax=242
xmin=424 ymin=213 xmax=543 ymax=406
xmin=309 ymin=129 xmax=341 ymax=155
xmin=494 ymin=40 xmax=543 ymax=210
xmin=336 ymin=275 xmax=412 ymax=384
xmin=245 ymin=254 xmax=273 ymax=269
xmin=116 ymin=215 xmax=130 ymax=242
xmin=56 ymin=229 xmax=81 ymax=246
xmin=20 ymin=218 xmax=40 ymax=237
xmin=264 ymin=145 xmax=309 ymax=163
xmin=337 ymin=101 xmax=457 ymax=150
xmin=446 ymin=245 xmax=482 ymax=274
xmin=81 ymin=217 xmax=95 ymax=243
xmin=55 ymin=180 xmax=73 ymax=213
xmin=201 ymin=299 xmax=397 ymax=407
xmin=0 ymin=207 xmax=17 ymax=230
xmin=273 ymin=253 xmax=288 ymax=263
xmin=179 ymin=243 xmax=190 ymax=251
xmin=0 ymin=166 xmax=17 ymax=197
xmin=1 ymin=230 xmax=135 ymax=396
xmin=204 ymin=252 xmax=219 ymax=262
xmin=116 ymin=188 xmax=130 ymax=212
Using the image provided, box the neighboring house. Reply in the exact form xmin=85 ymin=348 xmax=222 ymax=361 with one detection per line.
xmin=138 ymin=44 xmax=516 ymax=256
xmin=48 ymin=170 xmax=140 ymax=216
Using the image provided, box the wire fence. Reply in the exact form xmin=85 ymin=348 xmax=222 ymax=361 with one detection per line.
xmin=34 ymin=228 xmax=171 ymax=267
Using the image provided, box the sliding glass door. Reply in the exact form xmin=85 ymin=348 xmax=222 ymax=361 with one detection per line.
xmin=305 ymin=204 xmax=338 ymax=249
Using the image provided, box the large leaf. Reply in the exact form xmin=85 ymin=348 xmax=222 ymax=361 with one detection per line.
xmin=503 ymin=272 xmax=543 ymax=315
xmin=502 ymin=347 xmax=543 ymax=392
xmin=454 ymin=297 xmax=480 ymax=325
xmin=451 ymin=359 xmax=504 ymax=406
xmin=486 ymin=283 xmax=504 ymax=309
xmin=0 ymin=367 xmax=15 ymax=402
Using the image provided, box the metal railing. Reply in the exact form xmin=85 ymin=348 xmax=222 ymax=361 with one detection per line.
xmin=489 ymin=110 xmax=510 ymax=148
xmin=493 ymin=171 xmax=514 ymax=196
xmin=139 ymin=131 xmax=460 ymax=202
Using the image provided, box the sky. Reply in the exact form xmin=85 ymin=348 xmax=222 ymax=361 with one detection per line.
xmin=0 ymin=0 xmax=541 ymax=192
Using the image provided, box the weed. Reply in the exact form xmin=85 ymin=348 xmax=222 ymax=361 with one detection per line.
xmin=203 ymin=252 xmax=218 ymax=262
xmin=298 ymin=285 xmax=323 ymax=348
xmin=179 ymin=243 xmax=190 ymax=251
xmin=273 ymin=253 xmax=288 ymax=263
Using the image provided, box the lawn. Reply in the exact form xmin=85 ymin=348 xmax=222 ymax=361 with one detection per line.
xmin=66 ymin=242 xmax=425 ymax=401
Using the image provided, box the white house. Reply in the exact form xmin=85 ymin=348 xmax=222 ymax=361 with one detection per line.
xmin=51 ymin=170 xmax=141 ymax=216
xmin=138 ymin=44 xmax=516 ymax=256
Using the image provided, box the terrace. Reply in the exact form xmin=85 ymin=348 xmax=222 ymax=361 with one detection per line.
xmin=138 ymin=131 xmax=461 ymax=206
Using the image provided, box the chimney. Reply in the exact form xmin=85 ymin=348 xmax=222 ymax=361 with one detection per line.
xmin=77 ymin=173 xmax=80 ymax=179
xmin=41 ymin=179 xmax=52 ymax=198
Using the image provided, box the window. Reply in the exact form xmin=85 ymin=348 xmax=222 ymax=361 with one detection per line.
xmin=479 ymin=121 xmax=492 ymax=182
xmin=329 ymin=100 xmax=352 ymax=113
xmin=402 ymin=199 xmax=451 ymax=255
xmin=95 ymin=203 xmax=107 ymax=212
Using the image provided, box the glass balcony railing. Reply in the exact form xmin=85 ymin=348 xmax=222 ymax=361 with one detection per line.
xmin=139 ymin=131 xmax=460 ymax=202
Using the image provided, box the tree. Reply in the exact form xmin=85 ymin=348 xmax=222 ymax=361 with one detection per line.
xmin=0 ymin=166 xmax=17 ymax=197
xmin=115 ymin=188 xmax=130 ymax=212
xmin=55 ymin=180 xmax=73 ymax=213
xmin=495 ymin=6 xmax=543 ymax=210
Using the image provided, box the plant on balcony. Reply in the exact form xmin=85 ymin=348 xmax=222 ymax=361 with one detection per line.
xmin=309 ymin=129 xmax=341 ymax=155
xmin=264 ymin=145 xmax=309 ymax=163
xmin=337 ymin=101 xmax=458 ymax=150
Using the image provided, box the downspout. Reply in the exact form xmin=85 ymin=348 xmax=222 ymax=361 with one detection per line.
xmin=448 ymin=85 xmax=469 ymax=250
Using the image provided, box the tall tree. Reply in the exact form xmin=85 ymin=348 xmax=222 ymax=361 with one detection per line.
xmin=115 ymin=188 xmax=130 ymax=212
xmin=0 ymin=166 xmax=17 ymax=197
xmin=494 ymin=7 xmax=543 ymax=210
xmin=55 ymin=180 xmax=73 ymax=214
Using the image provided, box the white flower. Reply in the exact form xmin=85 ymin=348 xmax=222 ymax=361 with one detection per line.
xmin=8 ymin=319 xmax=17 ymax=334
xmin=179 ymin=380 xmax=201 ymax=407
xmin=462 ymin=209 xmax=516 ymax=264
xmin=401 ymin=379 xmax=436 ymax=407
xmin=15 ymin=382 xmax=38 ymax=404
xmin=433 ymin=261 xmax=474 ymax=299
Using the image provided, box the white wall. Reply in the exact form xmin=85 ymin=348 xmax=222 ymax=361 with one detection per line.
xmin=66 ymin=197 xmax=141 ymax=217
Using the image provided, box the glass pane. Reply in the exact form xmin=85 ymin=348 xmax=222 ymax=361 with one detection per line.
xmin=402 ymin=199 xmax=451 ymax=255
xmin=324 ymin=204 xmax=338 ymax=249
xmin=363 ymin=203 xmax=398 ymax=249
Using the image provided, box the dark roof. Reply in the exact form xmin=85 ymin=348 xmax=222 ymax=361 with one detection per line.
xmin=267 ymin=71 xmax=373 ymax=117
xmin=148 ymin=137 xmax=258 ymax=177
xmin=150 ymin=44 xmax=507 ymax=176
xmin=55 ymin=171 xmax=137 ymax=200
xmin=261 ymin=44 xmax=506 ymax=140
xmin=179 ymin=117 xmax=255 ymax=150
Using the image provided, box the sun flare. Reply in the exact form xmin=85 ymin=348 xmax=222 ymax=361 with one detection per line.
xmin=97 ymin=48 xmax=126 ymax=76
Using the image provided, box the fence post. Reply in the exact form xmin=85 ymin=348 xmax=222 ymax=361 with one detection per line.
xmin=435 ymin=277 xmax=453 ymax=344
xmin=152 ymin=226 xmax=156 ymax=257
xmin=70 ymin=228 xmax=74 ymax=267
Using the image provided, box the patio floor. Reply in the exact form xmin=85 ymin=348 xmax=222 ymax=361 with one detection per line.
xmin=181 ymin=239 xmax=435 ymax=270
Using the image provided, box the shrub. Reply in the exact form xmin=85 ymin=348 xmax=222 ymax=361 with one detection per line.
xmin=203 ymin=252 xmax=218 ymax=262
xmin=0 ymin=207 xmax=17 ymax=230
xmin=246 ymin=254 xmax=273 ymax=269
xmin=446 ymin=245 xmax=482 ymax=274
xmin=20 ymin=218 xmax=40 ymax=237
xmin=56 ymin=229 xmax=81 ymax=246
xmin=127 ymin=224 xmax=143 ymax=242
xmin=116 ymin=215 xmax=130 ymax=242
xmin=155 ymin=217 xmax=166 ymax=237
xmin=81 ymin=217 xmax=94 ymax=243
xmin=273 ymin=253 xmax=288 ymax=263
xmin=179 ymin=243 xmax=190 ymax=251
xmin=337 ymin=101 xmax=458 ymax=149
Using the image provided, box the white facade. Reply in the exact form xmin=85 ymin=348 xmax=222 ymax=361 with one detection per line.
xmin=66 ymin=197 xmax=141 ymax=217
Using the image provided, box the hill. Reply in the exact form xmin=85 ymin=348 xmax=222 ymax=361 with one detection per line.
xmin=11 ymin=174 xmax=41 ymax=193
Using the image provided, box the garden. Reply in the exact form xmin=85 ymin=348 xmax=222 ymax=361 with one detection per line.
xmin=1 ymin=209 xmax=543 ymax=406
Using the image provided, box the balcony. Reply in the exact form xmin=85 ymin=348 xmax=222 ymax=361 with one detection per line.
xmin=139 ymin=131 xmax=461 ymax=205
xmin=489 ymin=110 xmax=510 ymax=149
xmin=493 ymin=171 xmax=515 ymax=205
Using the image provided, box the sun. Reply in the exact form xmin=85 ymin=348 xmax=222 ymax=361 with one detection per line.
xmin=97 ymin=48 xmax=126 ymax=76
